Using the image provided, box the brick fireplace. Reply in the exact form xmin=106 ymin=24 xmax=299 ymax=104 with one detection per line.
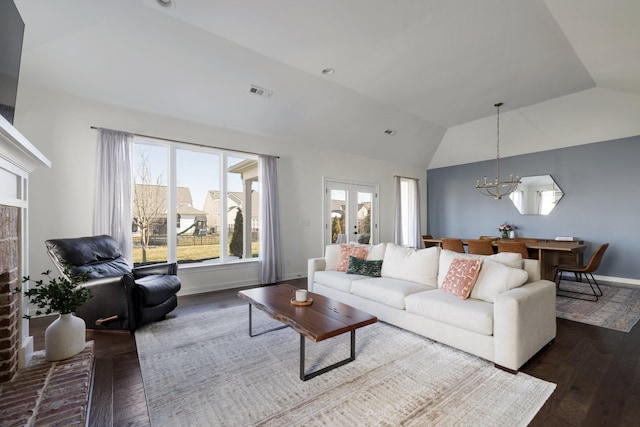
xmin=0 ymin=116 xmax=50 ymax=383
xmin=0 ymin=205 xmax=20 ymax=382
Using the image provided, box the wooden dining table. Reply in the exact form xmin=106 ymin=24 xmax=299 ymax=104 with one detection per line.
xmin=422 ymin=237 xmax=588 ymax=282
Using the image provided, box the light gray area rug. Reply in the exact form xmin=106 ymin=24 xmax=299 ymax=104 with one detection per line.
xmin=556 ymin=281 xmax=640 ymax=332
xmin=136 ymin=305 xmax=555 ymax=427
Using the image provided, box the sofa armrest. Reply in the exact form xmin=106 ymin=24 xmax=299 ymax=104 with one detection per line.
xmin=307 ymin=257 xmax=326 ymax=292
xmin=493 ymin=280 xmax=557 ymax=371
xmin=133 ymin=262 xmax=178 ymax=278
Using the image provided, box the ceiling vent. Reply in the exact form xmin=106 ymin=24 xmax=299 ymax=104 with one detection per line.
xmin=248 ymin=85 xmax=273 ymax=98
xmin=383 ymin=129 xmax=397 ymax=136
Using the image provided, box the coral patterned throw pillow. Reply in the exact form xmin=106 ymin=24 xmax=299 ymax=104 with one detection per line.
xmin=441 ymin=258 xmax=482 ymax=299
xmin=336 ymin=244 xmax=368 ymax=272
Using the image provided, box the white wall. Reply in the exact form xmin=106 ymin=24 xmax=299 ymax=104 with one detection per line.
xmin=15 ymin=86 xmax=427 ymax=294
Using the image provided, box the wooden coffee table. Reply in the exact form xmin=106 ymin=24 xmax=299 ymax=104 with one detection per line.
xmin=237 ymin=284 xmax=377 ymax=381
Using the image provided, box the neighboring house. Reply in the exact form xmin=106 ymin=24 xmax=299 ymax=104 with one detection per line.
xmin=133 ymin=184 xmax=207 ymax=237
xmin=203 ymin=190 xmax=259 ymax=233
xmin=202 ymin=158 xmax=260 ymax=256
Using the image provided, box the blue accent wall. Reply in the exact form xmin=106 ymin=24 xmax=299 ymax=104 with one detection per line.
xmin=427 ymin=135 xmax=640 ymax=280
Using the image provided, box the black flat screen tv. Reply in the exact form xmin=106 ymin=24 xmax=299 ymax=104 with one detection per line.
xmin=0 ymin=0 xmax=25 ymax=125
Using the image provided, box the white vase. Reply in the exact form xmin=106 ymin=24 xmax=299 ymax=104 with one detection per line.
xmin=509 ymin=230 xmax=516 ymax=239
xmin=45 ymin=313 xmax=86 ymax=361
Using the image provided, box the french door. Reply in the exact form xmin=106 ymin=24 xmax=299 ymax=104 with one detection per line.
xmin=324 ymin=179 xmax=378 ymax=246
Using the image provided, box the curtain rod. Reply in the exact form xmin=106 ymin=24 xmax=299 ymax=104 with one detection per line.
xmin=394 ymin=175 xmax=419 ymax=181
xmin=90 ymin=126 xmax=279 ymax=158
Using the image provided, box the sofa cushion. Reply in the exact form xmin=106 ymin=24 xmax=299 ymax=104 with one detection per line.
xmin=351 ymin=277 xmax=433 ymax=310
xmin=523 ymin=259 xmax=541 ymax=282
xmin=380 ymin=243 xmax=440 ymax=287
xmin=346 ymin=256 xmax=383 ymax=277
xmin=314 ymin=270 xmax=369 ymax=293
xmin=405 ymin=290 xmax=494 ymax=336
xmin=324 ymin=244 xmax=341 ymax=271
xmin=366 ymin=243 xmax=387 ymax=260
xmin=441 ymin=258 xmax=482 ymax=299
xmin=336 ymin=244 xmax=368 ymax=272
xmin=487 ymin=252 xmax=524 ymax=269
xmin=438 ymin=249 xmax=523 ymax=287
xmin=470 ymin=259 xmax=529 ymax=302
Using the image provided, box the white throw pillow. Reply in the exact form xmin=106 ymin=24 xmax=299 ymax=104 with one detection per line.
xmin=366 ymin=243 xmax=386 ymax=261
xmin=381 ymin=243 xmax=440 ymax=287
xmin=324 ymin=244 xmax=341 ymax=271
xmin=437 ymin=249 xmax=523 ymax=287
xmin=486 ymin=252 xmax=523 ymax=269
xmin=469 ymin=258 xmax=529 ymax=302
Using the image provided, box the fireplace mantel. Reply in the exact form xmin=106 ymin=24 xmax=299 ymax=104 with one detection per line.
xmin=0 ymin=116 xmax=50 ymax=173
xmin=0 ymin=114 xmax=50 ymax=381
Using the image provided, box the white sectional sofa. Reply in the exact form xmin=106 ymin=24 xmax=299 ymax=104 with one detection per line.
xmin=307 ymin=243 xmax=556 ymax=372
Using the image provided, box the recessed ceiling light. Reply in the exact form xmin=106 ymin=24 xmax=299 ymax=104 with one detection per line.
xmin=156 ymin=0 xmax=175 ymax=8
xmin=321 ymin=68 xmax=335 ymax=76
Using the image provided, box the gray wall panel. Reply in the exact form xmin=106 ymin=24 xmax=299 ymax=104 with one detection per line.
xmin=427 ymin=135 xmax=640 ymax=280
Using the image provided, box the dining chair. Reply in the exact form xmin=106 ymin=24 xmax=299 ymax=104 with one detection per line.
xmin=497 ymin=241 xmax=529 ymax=259
xmin=467 ymin=239 xmax=495 ymax=255
xmin=441 ymin=238 xmax=465 ymax=253
xmin=555 ymin=243 xmax=609 ymax=301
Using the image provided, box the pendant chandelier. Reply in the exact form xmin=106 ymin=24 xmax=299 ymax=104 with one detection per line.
xmin=475 ymin=102 xmax=520 ymax=200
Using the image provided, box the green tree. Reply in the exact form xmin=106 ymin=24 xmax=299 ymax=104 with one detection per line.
xmin=229 ymin=208 xmax=244 ymax=258
xmin=133 ymin=152 xmax=165 ymax=263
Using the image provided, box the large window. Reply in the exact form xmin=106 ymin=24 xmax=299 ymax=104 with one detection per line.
xmin=132 ymin=138 xmax=259 ymax=266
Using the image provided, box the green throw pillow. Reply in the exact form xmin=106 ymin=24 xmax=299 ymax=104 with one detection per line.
xmin=346 ymin=256 xmax=383 ymax=277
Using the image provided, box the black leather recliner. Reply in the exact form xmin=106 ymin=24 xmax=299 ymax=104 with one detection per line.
xmin=45 ymin=235 xmax=181 ymax=331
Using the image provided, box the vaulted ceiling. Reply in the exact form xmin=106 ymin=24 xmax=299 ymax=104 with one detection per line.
xmin=14 ymin=0 xmax=640 ymax=168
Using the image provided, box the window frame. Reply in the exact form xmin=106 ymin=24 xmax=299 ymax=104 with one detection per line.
xmin=132 ymin=136 xmax=260 ymax=268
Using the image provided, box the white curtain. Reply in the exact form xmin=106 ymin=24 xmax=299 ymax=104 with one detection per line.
xmin=94 ymin=128 xmax=134 ymax=263
xmin=393 ymin=176 xmax=402 ymax=245
xmin=259 ymin=155 xmax=282 ymax=284
xmin=394 ymin=176 xmax=423 ymax=248
xmin=409 ymin=178 xmax=423 ymax=248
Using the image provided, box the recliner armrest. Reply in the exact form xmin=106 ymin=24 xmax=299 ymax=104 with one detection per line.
xmin=133 ymin=262 xmax=178 ymax=278
xmin=75 ymin=275 xmax=136 ymax=331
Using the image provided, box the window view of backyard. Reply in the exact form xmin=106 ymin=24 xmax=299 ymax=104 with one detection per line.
xmin=132 ymin=140 xmax=259 ymax=266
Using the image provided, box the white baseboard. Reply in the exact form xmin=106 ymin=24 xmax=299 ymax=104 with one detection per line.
xmin=594 ymin=274 xmax=640 ymax=288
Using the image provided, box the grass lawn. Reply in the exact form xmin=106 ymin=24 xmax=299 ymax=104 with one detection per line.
xmin=133 ymin=243 xmax=259 ymax=264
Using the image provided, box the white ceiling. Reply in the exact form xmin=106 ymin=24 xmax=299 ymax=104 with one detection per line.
xmin=14 ymin=0 xmax=640 ymax=168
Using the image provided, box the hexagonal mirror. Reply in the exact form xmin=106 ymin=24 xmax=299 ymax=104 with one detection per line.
xmin=509 ymin=175 xmax=564 ymax=215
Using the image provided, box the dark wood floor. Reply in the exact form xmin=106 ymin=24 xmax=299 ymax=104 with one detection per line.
xmin=29 ymin=278 xmax=640 ymax=426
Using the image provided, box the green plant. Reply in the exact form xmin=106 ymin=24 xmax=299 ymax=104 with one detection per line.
xmin=229 ymin=207 xmax=244 ymax=258
xmin=20 ymin=269 xmax=92 ymax=319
